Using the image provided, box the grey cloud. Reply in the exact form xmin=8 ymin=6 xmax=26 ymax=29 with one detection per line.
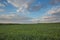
xmin=28 ymin=3 xmax=42 ymax=11
xmin=0 ymin=16 xmax=39 ymax=24
xmin=50 ymin=0 xmax=60 ymax=5
xmin=0 ymin=3 xmax=5 ymax=7
xmin=0 ymin=14 xmax=35 ymax=23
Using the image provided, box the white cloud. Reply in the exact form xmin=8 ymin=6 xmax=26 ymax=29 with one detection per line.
xmin=0 ymin=9 xmax=5 ymax=12
xmin=0 ymin=3 xmax=5 ymax=12
xmin=1 ymin=5 xmax=59 ymax=23
xmin=7 ymin=0 xmax=42 ymax=14
xmin=7 ymin=0 xmax=31 ymax=14
xmin=0 ymin=14 xmax=16 ymax=19
xmin=7 ymin=0 xmax=27 ymax=8
xmin=1 ymin=0 xmax=60 ymax=23
xmin=47 ymin=6 xmax=60 ymax=14
xmin=0 ymin=14 xmax=37 ymax=24
xmin=39 ymin=5 xmax=60 ymax=23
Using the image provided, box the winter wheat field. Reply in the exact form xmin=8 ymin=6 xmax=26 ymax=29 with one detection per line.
xmin=0 ymin=23 xmax=60 ymax=40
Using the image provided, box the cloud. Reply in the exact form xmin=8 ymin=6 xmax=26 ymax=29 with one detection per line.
xmin=0 ymin=1 xmax=7 ymax=12
xmin=46 ymin=6 xmax=60 ymax=14
xmin=28 ymin=2 xmax=42 ymax=11
xmin=0 ymin=14 xmax=37 ymax=24
xmin=40 ymin=6 xmax=60 ymax=23
xmin=7 ymin=0 xmax=42 ymax=13
xmin=0 ymin=3 xmax=5 ymax=7
xmin=0 ymin=14 xmax=16 ymax=19
xmin=0 ymin=0 xmax=8 ymax=7
xmin=0 ymin=9 xmax=5 ymax=12
xmin=50 ymin=0 xmax=60 ymax=5
xmin=1 ymin=0 xmax=60 ymax=23
xmin=1 ymin=5 xmax=60 ymax=23
xmin=0 ymin=0 xmax=42 ymax=24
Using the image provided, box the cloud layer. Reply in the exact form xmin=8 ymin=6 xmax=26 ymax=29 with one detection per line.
xmin=0 ymin=0 xmax=60 ymax=23
xmin=0 ymin=14 xmax=36 ymax=24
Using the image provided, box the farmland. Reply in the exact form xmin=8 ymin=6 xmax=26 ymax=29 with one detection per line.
xmin=0 ymin=23 xmax=60 ymax=40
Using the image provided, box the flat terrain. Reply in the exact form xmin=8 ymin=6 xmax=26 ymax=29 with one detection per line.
xmin=0 ymin=23 xmax=60 ymax=40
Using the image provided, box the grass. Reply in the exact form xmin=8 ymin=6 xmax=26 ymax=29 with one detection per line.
xmin=0 ymin=23 xmax=60 ymax=40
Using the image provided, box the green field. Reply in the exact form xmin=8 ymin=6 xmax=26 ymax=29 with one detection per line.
xmin=0 ymin=23 xmax=60 ymax=40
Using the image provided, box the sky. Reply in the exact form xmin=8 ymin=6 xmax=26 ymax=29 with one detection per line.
xmin=0 ymin=0 xmax=60 ymax=24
